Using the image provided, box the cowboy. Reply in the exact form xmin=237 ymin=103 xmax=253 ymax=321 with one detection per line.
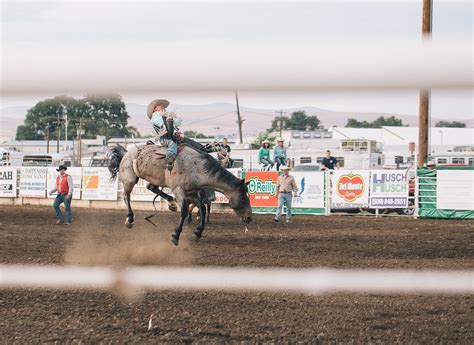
xmin=273 ymin=138 xmax=287 ymax=171
xmin=147 ymin=99 xmax=183 ymax=171
xmin=274 ymin=165 xmax=298 ymax=223
xmin=259 ymin=140 xmax=274 ymax=170
xmin=49 ymin=165 xmax=73 ymax=225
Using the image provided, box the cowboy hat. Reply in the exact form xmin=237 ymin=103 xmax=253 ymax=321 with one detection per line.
xmin=147 ymin=99 xmax=170 ymax=119
xmin=56 ymin=165 xmax=67 ymax=172
xmin=262 ymin=139 xmax=270 ymax=144
xmin=279 ymin=165 xmax=291 ymax=171
xmin=276 ymin=138 xmax=284 ymax=142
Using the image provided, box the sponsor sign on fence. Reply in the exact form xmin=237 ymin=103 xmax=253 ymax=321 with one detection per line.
xmin=82 ymin=167 xmax=118 ymax=200
xmin=437 ymin=170 xmax=474 ymax=210
xmin=291 ymin=171 xmax=326 ymax=209
xmin=214 ymin=168 xmax=243 ymax=204
xmin=19 ymin=167 xmax=47 ymax=198
xmin=245 ymin=171 xmax=278 ymax=207
xmin=369 ymin=170 xmax=409 ymax=208
xmin=46 ymin=167 xmax=83 ymax=200
xmin=0 ymin=167 xmax=17 ymax=198
xmin=331 ymin=170 xmax=369 ymax=208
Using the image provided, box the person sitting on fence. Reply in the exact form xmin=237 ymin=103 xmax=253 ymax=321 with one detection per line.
xmin=259 ymin=140 xmax=274 ymax=170
xmin=273 ymin=138 xmax=287 ymax=171
xmin=49 ymin=165 xmax=73 ymax=226
xmin=217 ymin=137 xmax=234 ymax=168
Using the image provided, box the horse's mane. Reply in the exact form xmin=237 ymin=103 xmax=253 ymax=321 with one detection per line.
xmin=192 ymin=147 xmax=241 ymax=188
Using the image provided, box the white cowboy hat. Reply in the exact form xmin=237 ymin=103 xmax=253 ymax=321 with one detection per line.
xmin=262 ymin=139 xmax=270 ymax=144
xmin=147 ymin=99 xmax=170 ymax=119
xmin=279 ymin=165 xmax=291 ymax=171
xmin=276 ymin=138 xmax=284 ymax=142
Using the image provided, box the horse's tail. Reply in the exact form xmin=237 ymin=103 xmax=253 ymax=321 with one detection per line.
xmin=108 ymin=144 xmax=127 ymax=181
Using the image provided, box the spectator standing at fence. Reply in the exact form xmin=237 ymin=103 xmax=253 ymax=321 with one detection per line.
xmin=259 ymin=140 xmax=274 ymax=170
xmin=273 ymin=138 xmax=287 ymax=171
xmin=49 ymin=165 xmax=73 ymax=225
xmin=321 ymin=150 xmax=339 ymax=170
xmin=274 ymin=165 xmax=298 ymax=223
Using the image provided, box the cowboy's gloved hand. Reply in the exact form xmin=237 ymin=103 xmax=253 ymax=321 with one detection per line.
xmin=175 ymin=131 xmax=182 ymax=138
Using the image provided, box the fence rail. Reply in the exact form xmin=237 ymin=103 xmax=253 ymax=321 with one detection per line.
xmin=1 ymin=265 xmax=472 ymax=295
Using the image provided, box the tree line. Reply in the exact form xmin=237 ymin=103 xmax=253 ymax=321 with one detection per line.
xmin=16 ymin=94 xmax=140 ymax=140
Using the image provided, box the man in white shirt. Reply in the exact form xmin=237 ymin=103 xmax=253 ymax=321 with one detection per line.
xmin=274 ymin=165 xmax=298 ymax=223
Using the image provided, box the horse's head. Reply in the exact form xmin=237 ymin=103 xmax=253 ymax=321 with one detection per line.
xmin=228 ymin=180 xmax=253 ymax=224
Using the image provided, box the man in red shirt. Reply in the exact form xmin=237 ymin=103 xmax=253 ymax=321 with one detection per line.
xmin=49 ymin=165 xmax=73 ymax=225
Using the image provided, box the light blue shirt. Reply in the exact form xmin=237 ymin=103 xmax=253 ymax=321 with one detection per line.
xmin=274 ymin=146 xmax=287 ymax=160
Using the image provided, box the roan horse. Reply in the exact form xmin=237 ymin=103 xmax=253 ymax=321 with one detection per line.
xmin=108 ymin=143 xmax=252 ymax=245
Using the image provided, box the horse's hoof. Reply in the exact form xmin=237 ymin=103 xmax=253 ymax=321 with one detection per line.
xmin=194 ymin=231 xmax=202 ymax=240
xmin=171 ymin=236 xmax=179 ymax=246
xmin=168 ymin=201 xmax=178 ymax=212
xmin=125 ymin=220 xmax=134 ymax=229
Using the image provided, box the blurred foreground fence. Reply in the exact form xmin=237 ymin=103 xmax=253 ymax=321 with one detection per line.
xmin=0 ymin=265 xmax=473 ymax=295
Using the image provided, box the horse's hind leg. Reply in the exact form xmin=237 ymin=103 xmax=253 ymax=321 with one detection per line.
xmin=146 ymin=183 xmax=178 ymax=212
xmin=171 ymin=187 xmax=189 ymax=246
xmin=124 ymin=179 xmax=137 ymax=228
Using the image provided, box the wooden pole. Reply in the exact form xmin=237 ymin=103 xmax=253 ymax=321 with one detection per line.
xmin=235 ymin=92 xmax=244 ymax=144
xmin=418 ymin=0 xmax=432 ymax=167
xmin=78 ymin=117 xmax=83 ymax=166
xmin=275 ymin=110 xmax=287 ymax=138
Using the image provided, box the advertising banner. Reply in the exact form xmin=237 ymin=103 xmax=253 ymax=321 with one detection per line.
xmin=245 ymin=171 xmax=278 ymax=207
xmin=0 ymin=167 xmax=17 ymax=197
xmin=291 ymin=171 xmax=326 ymax=209
xmin=47 ymin=167 xmax=83 ymax=200
xmin=331 ymin=170 xmax=369 ymax=208
xmin=19 ymin=167 xmax=47 ymax=198
xmin=214 ymin=168 xmax=243 ymax=204
xmin=130 ymin=178 xmax=156 ymax=201
xmin=437 ymin=170 xmax=474 ymax=210
xmin=369 ymin=170 xmax=409 ymax=208
xmin=82 ymin=167 xmax=118 ymax=200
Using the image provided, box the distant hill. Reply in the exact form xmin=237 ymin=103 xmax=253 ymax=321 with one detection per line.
xmin=1 ymin=102 xmax=469 ymax=142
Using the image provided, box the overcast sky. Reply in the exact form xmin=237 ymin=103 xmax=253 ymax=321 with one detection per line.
xmin=1 ymin=0 xmax=472 ymax=119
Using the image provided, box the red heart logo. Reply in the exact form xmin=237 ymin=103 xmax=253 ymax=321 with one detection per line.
xmin=336 ymin=174 xmax=365 ymax=202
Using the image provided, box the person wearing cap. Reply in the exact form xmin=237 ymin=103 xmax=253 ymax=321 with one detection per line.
xmin=49 ymin=165 xmax=73 ymax=225
xmin=258 ymin=140 xmax=274 ymax=171
xmin=274 ymin=165 xmax=298 ymax=223
xmin=147 ymin=99 xmax=183 ymax=171
xmin=273 ymin=138 xmax=287 ymax=171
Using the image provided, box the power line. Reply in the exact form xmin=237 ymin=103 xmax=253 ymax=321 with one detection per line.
xmin=186 ymin=111 xmax=236 ymax=126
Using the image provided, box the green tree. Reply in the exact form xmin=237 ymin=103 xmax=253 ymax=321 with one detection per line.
xmin=435 ymin=121 xmax=466 ymax=128
xmin=15 ymin=94 xmax=140 ymax=140
xmin=183 ymin=130 xmax=211 ymax=138
xmin=345 ymin=116 xmax=405 ymax=128
xmin=267 ymin=111 xmax=320 ymax=132
xmin=251 ymin=132 xmax=278 ymax=149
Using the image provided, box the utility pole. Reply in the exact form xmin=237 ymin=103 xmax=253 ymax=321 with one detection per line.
xmin=275 ymin=110 xmax=287 ymax=138
xmin=418 ymin=0 xmax=432 ymax=167
xmin=45 ymin=127 xmax=50 ymax=154
xmin=78 ymin=117 xmax=83 ymax=166
xmin=57 ymin=112 xmax=60 ymax=154
xmin=235 ymin=91 xmax=244 ymax=144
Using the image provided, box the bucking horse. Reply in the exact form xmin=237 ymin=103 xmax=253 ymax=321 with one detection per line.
xmin=108 ymin=143 xmax=252 ymax=245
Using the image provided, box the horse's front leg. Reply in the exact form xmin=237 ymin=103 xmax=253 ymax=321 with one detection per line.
xmin=193 ymin=197 xmax=206 ymax=240
xmin=171 ymin=188 xmax=189 ymax=246
xmin=206 ymin=201 xmax=211 ymax=224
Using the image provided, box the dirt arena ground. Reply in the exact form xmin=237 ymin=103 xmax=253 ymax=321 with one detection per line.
xmin=0 ymin=205 xmax=473 ymax=343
